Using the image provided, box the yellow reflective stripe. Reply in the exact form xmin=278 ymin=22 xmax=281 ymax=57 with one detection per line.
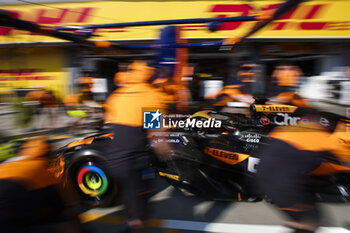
xmin=158 ymin=172 xmax=180 ymax=181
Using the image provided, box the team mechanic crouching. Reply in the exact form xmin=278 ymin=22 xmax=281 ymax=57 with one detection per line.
xmin=257 ymin=114 xmax=350 ymax=233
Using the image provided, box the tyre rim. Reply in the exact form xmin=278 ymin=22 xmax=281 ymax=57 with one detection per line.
xmin=85 ymin=173 xmax=102 ymax=190
xmin=77 ymin=165 xmax=108 ymax=197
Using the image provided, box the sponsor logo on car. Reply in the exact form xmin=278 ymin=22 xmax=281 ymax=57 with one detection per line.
xmin=273 ymin=113 xmax=309 ymax=126
xmin=254 ymin=104 xmax=298 ymax=113
xmin=240 ymin=133 xmax=261 ymax=143
xmin=319 ymin=117 xmax=330 ymax=127
xmin=152 ymin=137 xmax=182 ymax=144
xmin=260 ymin=116 xmax=271 ymax=125
xmin=204 ymin=147 xmax=249 ymax=165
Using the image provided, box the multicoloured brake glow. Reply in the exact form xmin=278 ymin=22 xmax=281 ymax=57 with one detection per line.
xmin=77 ymin=165 xmax=108 ymax=197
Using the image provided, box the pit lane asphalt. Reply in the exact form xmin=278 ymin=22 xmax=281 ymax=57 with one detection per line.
xmin=79 ymin=176 xmax=350 ymax=233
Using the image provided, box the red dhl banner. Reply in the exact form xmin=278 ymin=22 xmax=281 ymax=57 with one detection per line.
xmin=0 ymin=69 xmax=51 ymax=81
xmin=0 ymin=47 xmax=69 ymax=98
xmin=0 ymin=0 xmax=350 ymax=43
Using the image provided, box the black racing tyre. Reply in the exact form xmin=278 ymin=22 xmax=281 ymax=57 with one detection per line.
xmin=69 ymin=157 xmax=115 ymax=207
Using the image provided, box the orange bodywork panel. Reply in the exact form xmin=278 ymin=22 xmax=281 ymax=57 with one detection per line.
xmin=18 ymin=139 xmax=50 ymax=159
xmin=0 ymin=157 xmax=60 ymax=190
xmin=99 ymin=133 xmax=114 ymax=140
xmin=67 ymin=133 xmax=113 ymax=148
xmin=0 ymin=139 xmax=60 ymax=190
xmin=68 ymin=137 xmax=94 ymax=148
